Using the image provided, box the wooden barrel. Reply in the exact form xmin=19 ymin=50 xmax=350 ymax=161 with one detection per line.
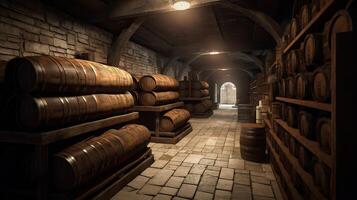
xmin=312 ymin=66 xmax=331 ymax=102
xmin=179 ymin=90 xmax=189 ymax=97
xmin=194 ymin=100 xmax=213 ymax=113
xmin=287 ymin=106 xmax=298 ymax=128
xmin=5 ymin=56 xmax=133 ymax=94
xmin=286 ymin=76 xmax=296 ymax=98
xmin=300 ymin=4 xmax=312 ymax=28
xmin=290 ymin=17 xmax=300 ymax=39
xmin=237 ymin=104 xmax=255 ymax=123
xmin=282 ymin=23 xmax=291 ymax=49
xmin=192 ymin=81 xmax=209 ymax=89
xmin=240 ymin=123 xmax=266 ymax=162
xmin=279 ymin=79 xmax=287 ymax=97
xmin=269 ymin=82 xmax=279 ymax=102
xmin=289 ymin=137 xmax=299 ymax=157
xmin=313 ymin=161 xmax=331 ymax=196
xmin=296 ymin=73 xmax=313 ymax=99
xmin=316 ymin=117 xmax=331 ymax=154
xmin=276 ymin=63 xmax=286 ymax=80
xmin=52 ymin=124 xmax=150 ymax=191
xmin=311 ymin=0 xmax=321 ymax=16
xmin=298 ymin=146 xmax=313 ymax=172
xmin=298 ymin=110 xmax=316 ymax=140
xmin=303 ymin=33 xmax=324 ymax=68
xmin=160 ymin=109 xmax=190 ymax=132
xmin=15 ymin=93 xmax=134 ymax=130
xmin=192 ymin=89 xmax=209 ymax=98
xmin=289 ymin=49 xmax=306 ymax=74
xmin=140 ymin=91 xmax=179 ymax=106
xmin=281 ymin=103 xmax=288 ymax=121
xmin=272 ymin=102 xmax=282 ymax=119
xmin=139 ymin=74 xmax=178 ymax=92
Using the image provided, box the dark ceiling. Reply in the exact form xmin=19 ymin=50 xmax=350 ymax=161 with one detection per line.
xmin=44 ymin=0 xmax=294 ymax=75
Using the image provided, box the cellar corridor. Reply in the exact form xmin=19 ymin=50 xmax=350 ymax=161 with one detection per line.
xmin=113 ymin=109 xmax=282 ymax=200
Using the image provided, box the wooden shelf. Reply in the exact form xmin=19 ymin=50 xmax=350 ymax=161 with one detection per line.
xmin=130 ymin=102 xmax=184 ymax=112
xmin=275 ymin=119 xmax=333 ymax=168
xmin=283 ymin=0 xmax=347 ymax=54
xmin=150 ymin=123 xmax=192 ymax=144
xmin=267 ymin=140 xmax=304 ymax=200
xmin=268 ymin=131 xmax=327 ymax=200
xmin=264 ymin=118 xmax=273 ymax=129
xmin=0 ymin=112 xmax=139 ymax=145
xmin=179 ymin=96 xmax=210 ymax=101
xmin=276 ymin=97 xmax=331 ymax=112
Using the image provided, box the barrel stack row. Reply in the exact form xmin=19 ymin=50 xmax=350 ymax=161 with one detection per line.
xmin=135 ymin=74 xmax=191 ymax=135
xmin=0 ymin=56 xmax=152 ymax=193
xmin=180 ymin=80 xmax=213 ymax=116
xmin=138 ymin=74 xmax=180 ymax=106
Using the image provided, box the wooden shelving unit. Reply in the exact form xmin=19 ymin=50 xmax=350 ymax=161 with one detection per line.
xmin=276 ymin=97 xmax=331 ymax=112
xmin=179 ymin=96 xmax=210 ymax=101
xmin=130 ymin=101 xmax=192 ymax=144
xmin=275 ymin=119 xmax=332 ymax=167
xmin=267 ymin=140 xmax=304 ymax=200
xmin=266 ymin=1 xmax=354 ymax=199
xmin=268 ymin=129 xmax=327 ymax=200
xmin=282 ymin=0 xmax=348 ymax=54
xmin=0 ymin=112 xmax=152 ymax=200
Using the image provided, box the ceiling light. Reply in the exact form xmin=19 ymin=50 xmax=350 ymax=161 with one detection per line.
xmin=209 ymin=51 xmax=220 ymax=55
xmin=172 ymin=0 xmax=191 ymax=10
xmin=219 ymin=68 xmax=228 ymax=71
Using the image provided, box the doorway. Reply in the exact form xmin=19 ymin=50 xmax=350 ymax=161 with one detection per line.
xmin=220 ymin=82 xmax=237 ymax=106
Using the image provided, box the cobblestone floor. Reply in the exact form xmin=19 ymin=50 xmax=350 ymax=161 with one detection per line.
xmin=113 ymin=107 xmax=283 ymax=200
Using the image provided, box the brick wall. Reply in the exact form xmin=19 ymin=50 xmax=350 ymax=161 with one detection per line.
xmin=0 ymin=0 xmax=170 ymax=77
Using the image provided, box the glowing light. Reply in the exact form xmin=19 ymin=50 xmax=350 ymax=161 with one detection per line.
xmin=219 ymin=68 xmax=229 ymax=71
xmin=172 ymin=0 xmax=191 ymax=10
xmin=208 ymin=51 xmax=220 ymax=55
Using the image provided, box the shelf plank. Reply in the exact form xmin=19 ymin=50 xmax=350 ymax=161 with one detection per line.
xmin=275 ymin=119 xmax=333 ymax=168
xmin=268 ymin=130 xmax=327 ymax=200
xmin=179 ymin=96 xmax=210 ymax=101
xmin=276 ymin=97 xmax=331 ymax=112
xmin=0 ymin=112 xmax=139 ymax=145
xmin=130 ymin=102 xmax=184 ymax=112
xmin=282 ymin=0 xmax=346 ymax=54
xmin=264 ymin=118 xmax=273 ymax=129
xmin=267 ymin=140 xmax=304 ymax=200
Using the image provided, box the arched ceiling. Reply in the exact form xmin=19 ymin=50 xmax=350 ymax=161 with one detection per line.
xmin=44 ymin=0 xmax=295 ymax=76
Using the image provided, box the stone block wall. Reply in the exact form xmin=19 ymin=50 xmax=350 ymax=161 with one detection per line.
xmin=0 ymin=0 xmax=167 ymax=77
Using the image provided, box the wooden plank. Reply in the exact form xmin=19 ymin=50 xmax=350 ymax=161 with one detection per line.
xmin=282 ymin=0 xmax=348 ymax=54
xmin=179 ymin=96 xmax=211 ymax=101
xmin=276 ymin=97 xmax=331 ymax=112
xmin=0 ymin=112 xmax=139 ymax=145
xmin=268 ymin=130 xmax=327 ymax=200
xmin=267 ymin=140 xmax=304 ymax=200
xmin=264 ymin=118 xmax=272 ymax=129
xmin=150 ymin=123 xmax=192 ymax=144
xmin=130 ymin=102 xmax=184 ymax=112
xmin=275 ymin=119 xmax=333 ymax=167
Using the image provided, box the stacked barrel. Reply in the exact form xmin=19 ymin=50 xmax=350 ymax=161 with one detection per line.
xmin=179 ymin=80 xmax=213 ymax=116
xmin=0 ymin=56 xmax=154 ymax=193
xmin=138 ymin=74 xmax=179 ymax=106
xmin=271 ymin=6 xmax=353 ymax=199
xmin=159 ymin=108 xmax=191 ymax=133
xmin=0 ymin=56 xmax=136 ymax=131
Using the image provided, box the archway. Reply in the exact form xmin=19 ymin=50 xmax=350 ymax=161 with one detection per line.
xmin=220 ymin=82 xmax=237 ymax=105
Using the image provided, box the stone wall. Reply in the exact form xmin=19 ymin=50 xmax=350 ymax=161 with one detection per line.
xmin=0 ymin=0 xmax=171 ymax=78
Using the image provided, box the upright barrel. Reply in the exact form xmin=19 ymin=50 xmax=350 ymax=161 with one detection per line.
xmin=140 ymin=91 xmax=179 ymax=106
xmin=238 ymin=104 xmax=255 ymax=123
xmin=5 ymin=56 xmax=133 ymax=94
xmin=139 ymin=74 xmax=179 ymax=92
xmin=192 ymin=89 xmax=209 ymax=98
xmin=312 ymin=66 xmax=331 ymax=102
xmin=194 ymin=100 xmax=213 ymax=113
xmin=298 ymin=110 xmax=316 ymax=140
xmin=304 ymin=33 xmax=324 ymax=68
xmin=296 ymin=73 xmax=313 ymax=99
xmin=300 ymin=4 xmax=312 ymax=28
xmin=290 ymin=17 xmax=300 ymax=39
xmin=316 ymin=117 xmax=331 ymax=154
xmin=240 ymin=123 xmax=266 ymax=162
xmin=160 ymin=109 xmax=190 ymax=132
xmin=52 ymin=124 xmax=150 ymax=191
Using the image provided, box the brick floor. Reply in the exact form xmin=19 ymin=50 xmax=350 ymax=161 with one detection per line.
xmin=113 ymin=108 xmax=282 ymax=200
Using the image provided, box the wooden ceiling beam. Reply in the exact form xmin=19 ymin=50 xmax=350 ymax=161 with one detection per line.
xmin=109 ymin=0 xmax=222 ymax=20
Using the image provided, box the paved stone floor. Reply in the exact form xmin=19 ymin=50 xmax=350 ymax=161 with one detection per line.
xmin=112 ymin=107 xmax=283 ymax=200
